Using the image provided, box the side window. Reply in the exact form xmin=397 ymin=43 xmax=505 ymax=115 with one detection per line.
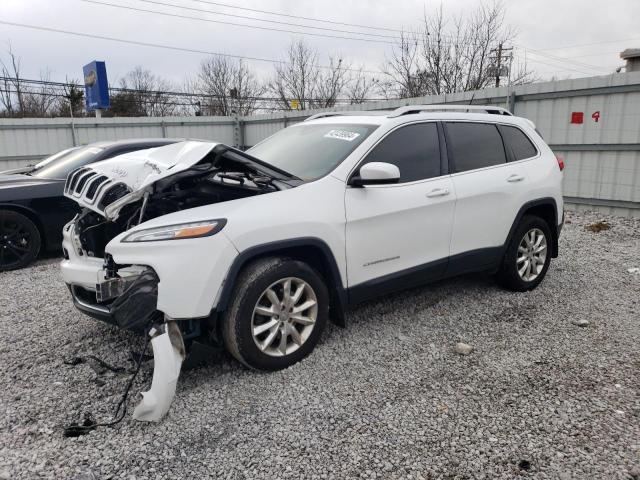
xmin=446 ymin=122 xmax=507 ymax=173
xmin=361 ymin=123 xmax=440 ymax=183
xmin=499 ymin=125 xmax=538 ymax=161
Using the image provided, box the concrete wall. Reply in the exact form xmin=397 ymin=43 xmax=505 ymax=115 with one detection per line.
xmin=1 ymin=72 xmax=639 ymax=217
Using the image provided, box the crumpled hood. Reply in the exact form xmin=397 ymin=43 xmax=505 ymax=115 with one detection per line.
xmin=79 ymin=141 xmax=219 ymax=191
xmin=63 ymin=141 xmax=219 ymax=216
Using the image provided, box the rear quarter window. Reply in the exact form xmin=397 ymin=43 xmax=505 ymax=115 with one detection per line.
xmin=499 ymin=125 xmax=538 ymax=161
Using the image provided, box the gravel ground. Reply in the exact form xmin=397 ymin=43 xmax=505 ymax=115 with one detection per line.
xmin=1 ymin=211 xmax=639 ymax=479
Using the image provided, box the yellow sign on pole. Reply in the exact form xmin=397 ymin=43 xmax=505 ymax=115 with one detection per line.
xmin=290 ymin=99 xmax=300 ymax=110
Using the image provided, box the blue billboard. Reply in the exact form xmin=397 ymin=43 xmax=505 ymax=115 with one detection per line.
xmin=83 ymin=61 xmax=110 ymax=110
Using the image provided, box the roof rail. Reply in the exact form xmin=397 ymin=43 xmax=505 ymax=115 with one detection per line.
xmin=304 ymin=110 xmax=390 ymax=121
xmin=387 ymin=104 xmax=512 ymax=118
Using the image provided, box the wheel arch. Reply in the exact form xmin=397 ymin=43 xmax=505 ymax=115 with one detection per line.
xmin=216 ymin=238 xmax=348 ymax=326
xmin=0 ymin=203 xmax=47 ymax=250
xmin=505 ymin=198 xmax=559 ymax=258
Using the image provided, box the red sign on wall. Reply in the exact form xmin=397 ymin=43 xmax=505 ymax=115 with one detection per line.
xmin=571 ymin=112 xmax=584 ymax=124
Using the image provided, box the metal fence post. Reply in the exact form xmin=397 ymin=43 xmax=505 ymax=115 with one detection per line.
xmin=160 ymin=120 xmax=167 ymax=138
xmin=233 ymin=112 xmax=241 ymax=149
xmin=508 ymin=91 xmax=516 ymax=114
xmin=69 ymin=120 xmax=77 ymax=146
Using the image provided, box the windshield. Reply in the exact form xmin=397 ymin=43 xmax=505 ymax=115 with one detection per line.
xmin=247 ymin=123 xmax=378 ymax=181
xmin=31 ymin=146 xmax=104 ymax=179
xmin=32 ymin=147 xmax=81 ymax=170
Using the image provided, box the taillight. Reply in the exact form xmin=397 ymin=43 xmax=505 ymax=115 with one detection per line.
xmin=556 ymin=155 xmax=565 ymax=171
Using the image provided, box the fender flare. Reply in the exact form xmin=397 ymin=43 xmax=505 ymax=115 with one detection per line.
xmin=215 ymin=237 xmax=348 ymax=326
xmin=503 ymin=197 xmax=560 ymax=258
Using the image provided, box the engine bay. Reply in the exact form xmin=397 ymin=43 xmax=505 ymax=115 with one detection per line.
xmin=72 ymin=146 xmax=293 ymax=258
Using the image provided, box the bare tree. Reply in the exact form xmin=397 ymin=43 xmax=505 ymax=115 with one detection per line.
xmin=347 ymin=68 xmax=378 ymax=104
xmin=55 ymin=78 xmax=84 ymax=117
xmin=381 ymin=32 xmax=430 ymax=99
xmin=382 ymin=1 xmax=535 ymax=98
xmin=313 ymin=57 xmax=350 ymax=108
xmin=270 ymin=39 xmax=349 ymax=110
xmin=113 ymin=66 xmax=177 ymax=117
xmin=0 ymin=46 xmax=61 ymax=118
xmin=197 ymin=56 xmax=264 ymax=116
xmin=0 ymin=44 xmax=23 ymax=115
xmin=271 ymin=40 xmax=319 ymax=110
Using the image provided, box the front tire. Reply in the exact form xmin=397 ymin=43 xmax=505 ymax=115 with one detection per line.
xmin=0 ymin=210 xmax=41 ymax=272
xmin=222 ymin=257 xmax=329 ymax=371
xmin=496 ymin=215 xmax=552 ymax=292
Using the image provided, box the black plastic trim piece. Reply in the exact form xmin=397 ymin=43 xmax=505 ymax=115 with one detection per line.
xmin=348 ymin=176 xmax=400 ymax=187
xmin=436 ymin=121 xmax=449 ymax=176
xmin=503 ymin=197 xmax=559 ymax=258
xmin=69 ymin=269 xmax=160 ymax=331
xmin=445 ymin=247 xmax=503 ymax=277
xmin=348 ymin=258 xmax=448 ymax=305
xmin=215 ymin=237 xmax=348 ymax=324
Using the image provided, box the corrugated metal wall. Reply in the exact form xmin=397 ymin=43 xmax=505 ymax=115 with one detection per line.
xmin=1 ymin=72 xmax=639 ymax=217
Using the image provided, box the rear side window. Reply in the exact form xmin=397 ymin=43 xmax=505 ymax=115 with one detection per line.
xmin=499 ymin=125 xmax=538 ymax=160
xmin=361 ymin=122 xmax=440 ymax=183
xmin=445 ymin=122 xmax=506 ymax=173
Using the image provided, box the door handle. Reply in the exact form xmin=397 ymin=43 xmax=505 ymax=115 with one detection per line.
xmin=426 ymin=188 xmax=450 ymax=198
xmin=507 ymin=174 xmax=525 ymax=183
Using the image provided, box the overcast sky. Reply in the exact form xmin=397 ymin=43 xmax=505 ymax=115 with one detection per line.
xmin=1 ymin=0 xmax=639 ymax=87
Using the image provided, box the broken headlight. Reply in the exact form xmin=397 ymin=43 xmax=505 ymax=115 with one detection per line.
xmin=121 ymin=219 xmax=226 ymax=243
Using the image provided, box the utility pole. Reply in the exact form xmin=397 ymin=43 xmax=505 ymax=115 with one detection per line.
xmin=495 ymin=43 xmax=502 ymax=88
xmin=490 ymin=43 xmax=513 ymax=88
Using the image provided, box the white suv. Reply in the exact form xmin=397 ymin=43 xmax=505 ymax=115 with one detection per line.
xmin=61 ymin=105 xmax=563 ymax=420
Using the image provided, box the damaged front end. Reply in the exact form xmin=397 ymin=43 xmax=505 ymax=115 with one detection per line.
xmin=70 ymin=258 xmax=160 ymax=332
xmin=61 ymin=141 xmax=300 ymax=422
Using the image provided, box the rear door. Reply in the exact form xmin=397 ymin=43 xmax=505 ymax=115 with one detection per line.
xmin=345 ymin=122 xmax=456 ymax=297
xmin=444 ymin=121 xmax=532 ymax=273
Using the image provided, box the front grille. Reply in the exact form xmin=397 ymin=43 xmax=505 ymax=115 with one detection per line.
xmin=86 ymin=175 xmax=109 ymax=200
xmin=74 ymin=171 xmax=97 ymax=194
xmin=67 ymin=168 xmax=88 ymax=193
xmin=99 ymin=183 xmax=130 ymax=209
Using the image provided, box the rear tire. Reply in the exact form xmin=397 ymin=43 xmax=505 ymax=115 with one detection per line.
xmin=0 ymin=210 xmax=41 ymax=272
xmin=495 ymin=215 xmax=552 ymax=292
xmin=222 ymin=257 xmax=329 ymax=371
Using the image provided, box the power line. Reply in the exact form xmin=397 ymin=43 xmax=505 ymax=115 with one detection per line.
xmin=524 ymin=36 xmax=640 ymax=52
xmin=81 ymin=0 xmax=398 ymax=45
xmin=0 ymin=20 xmax=382 ymax=75
xmin=516 ymin=46 xmax=609 ymax=72
xmin=132 ymin=0 xmax=401 ymax=40
xmin=186 ymin=0 xmax=412 ymax=35
xmin=0 ymin=76 xmax=369 ymax=103
xmin=515 ymin=55 xmax=607 ymax=76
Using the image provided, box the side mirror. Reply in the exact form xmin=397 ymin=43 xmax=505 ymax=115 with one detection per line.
xmin=349 ymin=162 xmax=400 ymax=187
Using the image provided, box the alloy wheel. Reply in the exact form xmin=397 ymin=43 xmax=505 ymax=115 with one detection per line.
xmin=0 ymin=217 xmax=33 ymax=269
xmin=516 ymin=228 xmax=547 ymax=282
xmin=251 ymin=277 xmax=318 ymax=357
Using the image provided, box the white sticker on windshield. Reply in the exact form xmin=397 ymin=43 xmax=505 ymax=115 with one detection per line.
xmin=324 ymin=129 xmax=361 ymax=142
